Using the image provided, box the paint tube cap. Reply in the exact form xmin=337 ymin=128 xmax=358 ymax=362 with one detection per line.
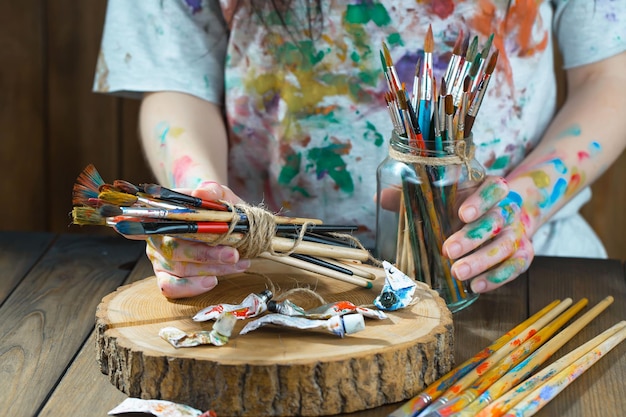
xmin=342 ymin=313 xmax=366 ymax=334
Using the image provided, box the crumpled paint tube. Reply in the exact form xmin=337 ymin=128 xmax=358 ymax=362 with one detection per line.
xmin=108 ymin=397 xmax=217 ymax=417
xmin=240 ymin=312 xmax=366 ymax=338
xmin=268 ymin=299 xmax=388 ymax=320
xmin=373 ymin=260 xmax=418 ymax=311
xmin=193 ymin=289 xmax=272 ymax=322
xmin=160 ymin=312 xmax=237 ymax=348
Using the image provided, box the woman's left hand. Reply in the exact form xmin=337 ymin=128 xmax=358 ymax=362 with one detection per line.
xmin=442 ymin=176 xmax=535 ymax=293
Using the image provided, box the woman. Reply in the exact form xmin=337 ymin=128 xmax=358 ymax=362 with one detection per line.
xmin=94 ymin=0 xmax=626 ymax=298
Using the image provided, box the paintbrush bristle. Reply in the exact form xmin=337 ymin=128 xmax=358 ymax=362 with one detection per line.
xmin=98 ymin=183 xmax=119 ymax=192
xmin=114 ymin=220 xmax=146 ymax=236
xmin=440 ymin=77 xmax=447 ymax=96
xmin=72 ymin=164 xmax=106 ymax=205
xmin=469 ymin=52 xmax=482 ymax=78
xmin=382 ymin=42 xmax=393 ymax=66
xmin=396 ymin=89 xmax=408 ymax=110
xmin=486 ymin=49 xmax=499 ymax=74
xmin=72 ymin=184 xmax=99 ymax=206
xmin=99 ymin=189 xmax=139 ymax=206
xmin=75 ymin=164 xmax=105 ymax=192
xmin=461 ymin=32 xmax=470 ymax=56
xmin=114 ymin=179 xmax=141 ymax=195
xmin=463 ymin=75 xmax=472 ymax=93
xmin=424 ymin=25 xmax=434 ymax=53
xmin=414 ymin=56 xmax=421 ymax=77
xmin=445 ymin=94 xmax=455 ymax=115
xmin=452 ymin=30 xmax=464 ymax=55
xmin=99 ymin=204 xmax=124 ymax=218
xmin=466 ymin=36 xmax=479 ymax=62
xmin=71 ymin=206 xmax=106 ymax=226
xmin=481 ymin=33 xmax=495 ymax=58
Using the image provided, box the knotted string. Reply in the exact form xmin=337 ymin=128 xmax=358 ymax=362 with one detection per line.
xmin=210 ymin=202 xmax=310 ymax=258
xmin=387 ymin=139 xmax=485 ymax=182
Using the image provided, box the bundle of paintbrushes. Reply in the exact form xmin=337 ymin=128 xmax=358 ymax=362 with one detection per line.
xmin=376 ymin=27 xmax=497 ymax=311
xmin=389 ymin=296 xmax=625 ymax=417
xmin=71 ymin=164 xmax=377 ymax=289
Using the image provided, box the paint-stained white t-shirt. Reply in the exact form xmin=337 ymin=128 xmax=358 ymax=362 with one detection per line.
xmin=95 ymin=0 xmax=625 ymax=256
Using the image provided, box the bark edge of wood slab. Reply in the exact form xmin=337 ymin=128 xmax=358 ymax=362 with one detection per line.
xmin=95 ymin=259 xmax=454 ymax=416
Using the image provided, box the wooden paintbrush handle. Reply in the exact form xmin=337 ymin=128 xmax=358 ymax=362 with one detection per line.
xmin=177 ymin=233 xmax=372 ymax=261
xmin=258 ymin=253 xmax=373 ymax=289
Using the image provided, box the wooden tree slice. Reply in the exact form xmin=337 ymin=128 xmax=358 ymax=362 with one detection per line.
xmin=96 ymin=259 xmax=454 ymax=416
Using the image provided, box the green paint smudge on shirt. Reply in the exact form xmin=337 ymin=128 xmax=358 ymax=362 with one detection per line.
xmin=278 ymin=152 xmax=302 ymax=185
xmin=345 ymin=3 xmax=391 ymax=26
xmin=491 ymin=155 xmax=510 ymax=170
xmin=365 ymin=121 xmax=384 ymax=147
xmin=307 ymin=145 xmax=354 ymax=193
xmin=386 ymin=32 xmax=403 ymax=46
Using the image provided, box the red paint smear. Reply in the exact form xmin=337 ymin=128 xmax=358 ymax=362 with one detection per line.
xmin=430 ymin=0 xmax=455 ymax=19
xmin=450 ymin=384 xmax=463 ymax=394
xmin=577 ymin=151 xmax=590 ymax=161
xmin=172 ymin=155 xmax=195 ymax=187
xmin=476 ymin=361 xmax=491 ymax=374
xmin=470 ymin=0 xmax=548 ymax=93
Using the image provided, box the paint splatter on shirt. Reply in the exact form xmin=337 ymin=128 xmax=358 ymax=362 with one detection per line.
xmin=94 ymin=0 xmax=625 ymax=250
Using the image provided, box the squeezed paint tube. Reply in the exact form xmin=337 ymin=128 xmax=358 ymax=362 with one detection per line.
xmin=108 ymin=397 xmax=217 ymax=417
xmin=240 ymin=312 xmax=366 ymax=338
xmin=160 ymin=312 xmax=238 ymax=348
xmin=268 ymin=299 xmax=388 ymax=320
xmin=374 ymin=260 xmax=418 ymax=311
xmin=193 ymin=289 xmax=273 ymax=322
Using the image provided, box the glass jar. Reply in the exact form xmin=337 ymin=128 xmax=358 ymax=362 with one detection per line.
xmin=375 ymin=130 xmax=485 ymax=313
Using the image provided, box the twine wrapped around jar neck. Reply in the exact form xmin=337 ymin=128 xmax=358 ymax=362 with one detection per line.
xmin=387 ymin=138 xmax=485 ymax=182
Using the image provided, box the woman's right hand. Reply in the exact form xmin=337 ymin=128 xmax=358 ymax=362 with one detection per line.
xmin=145 ymin=182 xmax=251 ymax=299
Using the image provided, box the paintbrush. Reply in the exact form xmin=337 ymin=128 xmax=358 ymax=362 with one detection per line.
xmin=416 ymin=298 xmax=574 ymax=416
xmin=382 ymin=42 xmax=401 ymax=92
xmin=98 ymin=192 xmax=324 ymax=225
xmin=499 ymin=321 xmax=626 ymax=417
xmin=113 ymin=219 xmax=358 ymax=236
xmin=289 ymin=253 xmax=361 ymax=278
xmin=258 ymin=252 xmax=373 ymax=289
xmin=389 ymin=299 xmax=562 ymax=417
xmin=443 ymin=29 xmax=464 ymax=90
xmin=411 ymin=56 xmax=422 ymax=112
xmin=423 ymin=298 xmax=589 ymax=416
xmin=455 ymin=296 xmax=614 ymax=416
xmin=477 ymin=320 xmax=626 ymax=417
xmin=418 ymin=25 xmax=434 ymax=140
xmin=471 ymin=33 xmax=494 ymax=91
xmin=451 ymin=35 xmax=478 ymax=105
xmin=455 ymin=76 xmax=472 ymax=141
xmin=465 ymin=49 xmax=499 ymax=138
xmin=99 ymin=189 xmax=187 ymax=210
xmin=173 ymin=232 xmax=372 ymax=262
xmin=385 ymin=92 xmax=404 ymax=135
xmin=141 ymin=183 xmax=229 ymax=211
xmin=397 ymin=89 xmax=425 ymax=151
xmin=72 ymin=164 xmax=106 ymax=206
xmin=444 ymin=94 xmax=455 ymax=142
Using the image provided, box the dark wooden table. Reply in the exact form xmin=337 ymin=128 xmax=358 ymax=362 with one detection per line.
xmin=1 ymin=231 xmax=624 ymax=417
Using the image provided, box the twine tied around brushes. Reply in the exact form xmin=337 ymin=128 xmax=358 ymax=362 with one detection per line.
xmin=388 ymin=139 xmax=485 ymax=182
xmin=211 ymin=201 xmax=380 ymax=264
